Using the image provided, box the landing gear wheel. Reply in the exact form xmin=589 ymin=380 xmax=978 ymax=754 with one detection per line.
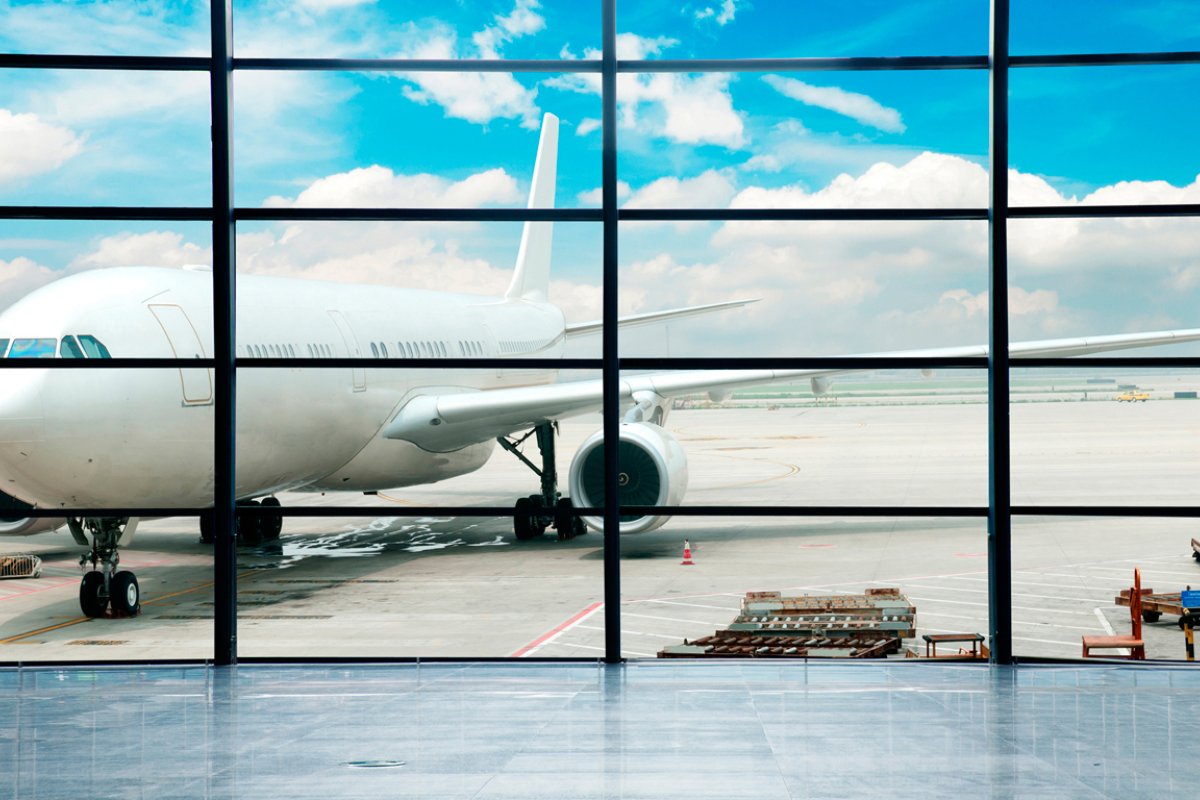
xmin=260 ymin=496 xmax=283 ymax=542
xmin=554 ymin=498 xmax=585 ymax=540
xmin=237 ymin=500 xmax=262 ymax=547
xmin=199 ymin=512 xmax=214 ymax=544
xmin=80 ymin=571 xmax=107 ymax=618
xmin=514 ymin=496 xmax=544 ymax=541
xmin=110 ymin=570 xmax=141 ymax=617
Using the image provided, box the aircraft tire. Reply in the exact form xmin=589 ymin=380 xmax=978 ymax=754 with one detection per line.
xmin=199 ymin=513 xmax=214 ymax=544
xmin=237 ymin=500 xmax=262 ymax=546
xmin=260 ymin=497 xmax=283 ymax=541
xmin=514 ymin=497 xmax=540 ymax=540
xmin=554 ymin=498 xmax=584 ymax=540
xmin=110 ymin=571 xmax=141 ymax=617
xmin=80 ymin=571 xmax=108 ymax=618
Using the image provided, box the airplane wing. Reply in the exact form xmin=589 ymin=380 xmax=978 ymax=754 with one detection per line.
xmin=384 ymin=327 xmax=1200 ymax=452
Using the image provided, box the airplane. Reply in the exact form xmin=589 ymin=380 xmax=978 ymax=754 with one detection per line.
xmin=2 ymin=112 xmax=1200 ymax=620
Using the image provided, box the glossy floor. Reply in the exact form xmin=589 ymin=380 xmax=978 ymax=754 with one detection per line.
xmin=3 ymin=662 xmax=1199 ymax=799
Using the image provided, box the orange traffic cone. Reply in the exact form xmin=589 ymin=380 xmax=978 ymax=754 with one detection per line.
xmin=681 ymin=539 xmax=694 ymax=566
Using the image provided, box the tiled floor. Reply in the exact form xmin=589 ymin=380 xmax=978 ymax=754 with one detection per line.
xmin=3 ymin=661 xmax=1200 ymax=799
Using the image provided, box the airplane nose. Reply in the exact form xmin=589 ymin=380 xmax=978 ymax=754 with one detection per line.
xmin=0 ymin=368 xmax=46 ymax=444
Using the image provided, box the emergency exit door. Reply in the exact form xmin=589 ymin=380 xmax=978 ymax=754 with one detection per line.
xmin=148 ymin=304 xmax=212 ymax=405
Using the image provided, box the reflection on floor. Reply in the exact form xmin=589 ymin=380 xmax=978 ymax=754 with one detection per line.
xmin=3 ymin=662 xmax=1200 ymax=799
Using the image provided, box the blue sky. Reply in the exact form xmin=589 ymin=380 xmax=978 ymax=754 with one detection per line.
xmin=1 ymin=0 xmax=1198 ymax=356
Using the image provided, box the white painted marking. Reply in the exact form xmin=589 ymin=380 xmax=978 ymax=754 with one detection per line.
xmin=907 ymin=595 xmax=1096 ymax=616
xmin=1093 ymin=607 xmax=1116 ymax=636
xmin=622 ymin=612 xmax=728 ymax=626
xmin=630 ymin=599 xmax=742 ymax=612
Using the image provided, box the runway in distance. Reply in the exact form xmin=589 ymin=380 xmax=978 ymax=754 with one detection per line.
xmin=2 ymin=112 xmax=1200 ymax=619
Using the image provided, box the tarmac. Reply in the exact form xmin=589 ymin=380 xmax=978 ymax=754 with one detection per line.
xmin=2 ymin=386 xmax=1198 ymax=663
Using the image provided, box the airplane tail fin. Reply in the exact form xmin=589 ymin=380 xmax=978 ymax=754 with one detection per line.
xmin=505 ymin=112 xmax=558 ymax=303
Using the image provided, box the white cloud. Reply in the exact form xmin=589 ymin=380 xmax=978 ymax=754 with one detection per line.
xmin=695 ymin=1 xmax=741 ymax=26
xmin=625 ymin=170 xmax=738 ymax=209
xmin=764 ymin=75 xmax=905 ymax=133
xmin=263 ymin=166 xmax=522 ymax=208
xmin=393 ymin=2 xmax=545 ymax=128
xmin=549 ymin=34 xmax=746 ymax=148
xmin=576 ymin=118 xmax=601 ymax=136
xmin=0 ymin=110 xmax=85 ymax=183
xmin=0 ymin=257 xmax=59 ymax=312
xmin=295 ymin=0 xmax=376 ymax=9
xmin=939 ymin=287 xmax=1060 ymax=318
xmin=70 ymin=232 xmax=211 ymax=271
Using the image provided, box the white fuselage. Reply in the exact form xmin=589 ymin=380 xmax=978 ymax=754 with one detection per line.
xmin=0 ymin=267 xmax=566 ymax=509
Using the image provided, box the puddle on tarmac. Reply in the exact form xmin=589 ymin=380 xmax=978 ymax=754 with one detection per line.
xmin=242 ymin=516 xmax=510 ymax=569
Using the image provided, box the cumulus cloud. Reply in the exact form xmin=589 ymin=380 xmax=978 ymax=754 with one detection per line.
xmin=695 ymin=0 xmax=740 ymax=26
xmin=549 ymin=34 xmax=746 ymax=148
xmin=393 ymin=2 xmax=545 ymax=128
xmin=764 ymin=75 xmax=905 ymax=133
xmin=0 ymin=110 xmax=85 ymax=183
xmin=70 ymin=231 xmax=211 ymax=270
xmin=263 ymin=166 xmax=522 ymax=208
xmin=577 ymin=181 xmax=632 ymax=206
xmin=576 ymin=118 xmax=601 ymax=136
xmin=0 ymin=257 xmax=59 ymax=312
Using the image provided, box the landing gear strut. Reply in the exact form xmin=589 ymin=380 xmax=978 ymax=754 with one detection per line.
xmin=499 ymin=422 xmax=585 ymax=541
xmin=69 ymin=517 xmax=141 ymax=618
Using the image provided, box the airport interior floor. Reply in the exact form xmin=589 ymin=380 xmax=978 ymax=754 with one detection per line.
xmin=3 ymin=662 xmax=1199 ymax=799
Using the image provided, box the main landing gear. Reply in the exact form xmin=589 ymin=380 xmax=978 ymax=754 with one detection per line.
xmin=198 ymin=497 xmax=284 ymax=546
xmin=69 ymin=517 xmax=141 ymax=618
xmin=498 ymin=422 xmax=586 ymax=542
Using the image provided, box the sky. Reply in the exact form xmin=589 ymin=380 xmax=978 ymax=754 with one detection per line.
xmin=0 ymin=0 xmax=1199 ymax=357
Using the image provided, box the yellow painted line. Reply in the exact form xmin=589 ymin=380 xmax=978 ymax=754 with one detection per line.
xmin=376 ymin=492 xmax=419 ymax=506
xmin=0 ymin=569 xmax=264 ymax=645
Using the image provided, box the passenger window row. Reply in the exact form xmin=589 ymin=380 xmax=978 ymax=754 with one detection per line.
xmin=368 ymin=340 xmax=486 ymax=358
xmin=239 ymin=344 xmax=334 ymax=358
xmin=499 ymin=338 xmax=549 ymax=354
xmin=0 ymin=335 xmax=111 ymax=359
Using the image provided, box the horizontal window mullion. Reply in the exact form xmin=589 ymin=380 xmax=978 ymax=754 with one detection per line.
xmin=236 ymin=358 xmax=598 ymax=369
xmin=618 ymin=505 xmax=989 ymax=518
xmin=619 ymin=56 xmax=988 ymax=72
xmin=0 ymin=54 xmax=210 ymax=71
xmin=1013 ymin=506 xmax=1200 ymax=518
xmin=619 ymin=357 xmax=988 ymax=370
xmin=1011 ymin=204 xmax=1200 ymax=219
xmin=235 ymin=207 xmax=602 ymax=223
xmin=0 ymin=206 xmax=213 ymax=221
xmin=1011 ymin=51 xmax=1200 ymax=68
xmin=620 ymin=208 xmax=986 ymax=222
xmin=0 ymin=358 xmax=216 ymax=369
xmin=233 ymin=57 xmax=602 ymax=72
xmin=16 ymin=508 xmax=210 ymax=518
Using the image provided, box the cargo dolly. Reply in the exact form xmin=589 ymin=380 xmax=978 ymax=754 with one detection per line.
xmin=1115 ymin=586 xmax=1180 ymax=623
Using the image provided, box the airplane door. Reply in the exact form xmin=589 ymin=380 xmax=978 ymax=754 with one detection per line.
xmin=147 ymin=304 xmax=213 ymax=405
xmin=328 ymin=310 xmax=367 ymax=392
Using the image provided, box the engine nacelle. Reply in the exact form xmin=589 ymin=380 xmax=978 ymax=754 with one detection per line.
xmin=567 ymin=422 xmax=688 ymax=534
xmin=0 ymin=490 xmax=63 ymax=536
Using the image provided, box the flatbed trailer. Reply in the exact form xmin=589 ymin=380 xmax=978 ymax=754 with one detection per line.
xmin=1115 ymin=587 xmax=1181 ymax=623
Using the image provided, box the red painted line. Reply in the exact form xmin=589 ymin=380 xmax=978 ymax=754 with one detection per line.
xmin=511 ymin=601 xmax=604 ymax=658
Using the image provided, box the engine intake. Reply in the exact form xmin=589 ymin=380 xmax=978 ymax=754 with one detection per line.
xmin=567 ymin=422 xmax=688 ymax=534
xmin=0 ymin=489 xmax=62 ymax=536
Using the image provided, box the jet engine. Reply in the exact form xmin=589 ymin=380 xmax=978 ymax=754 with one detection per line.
xmin=0 ymin=489 xmax=63 ymax=536
xmin=567 ymin=422 xmax=688 ymax=534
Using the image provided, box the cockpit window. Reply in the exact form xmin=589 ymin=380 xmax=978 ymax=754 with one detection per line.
xmin=7 ymin=338 xmax=57 ymax=358
xmin=60 ymin=336 xmax=85 ymax=358
xmin=76 ymin=335 xmax=112 ymax=359
xmin=0 ymin=339 xmax=8 ymax=357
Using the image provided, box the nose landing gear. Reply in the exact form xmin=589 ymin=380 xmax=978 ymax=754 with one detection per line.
xmin=69 ymin=517 xmax=141 ymax=618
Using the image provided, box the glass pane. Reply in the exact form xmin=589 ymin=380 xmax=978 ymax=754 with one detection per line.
xmin=0 ymin=1 xmax=210 ymax=56
xmin=620 ymin=220 xmax=989 ymax=357
xmin=1011 ymin=368 xmax=1200 ymax=508
xmin=603 ymin=515 xmax=988 ymax=660
xmin=614 ymin=70 xmax=987 ymax=193
xmin=619 ymin=1 xmax=989 ymax=58
xmin=1013 ymin=517 xmax=1197 ymax=661
xmin=233 ymin=0 xmax=598 ymax=59
xmin=1009 ymin=218 xmax=1200 ymax=349
xmin=1012 ymin=0 xmax=1200 ymax=55
xmin=235 ymin=71 xmax=600 ymax=209
xmin=0 ymin=69 xmax=213 ymax=206
xmin=235 ymin=368 xmax=603 ymax=658
xmin=1010 ymin=66 xmax=1200 ymax=204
